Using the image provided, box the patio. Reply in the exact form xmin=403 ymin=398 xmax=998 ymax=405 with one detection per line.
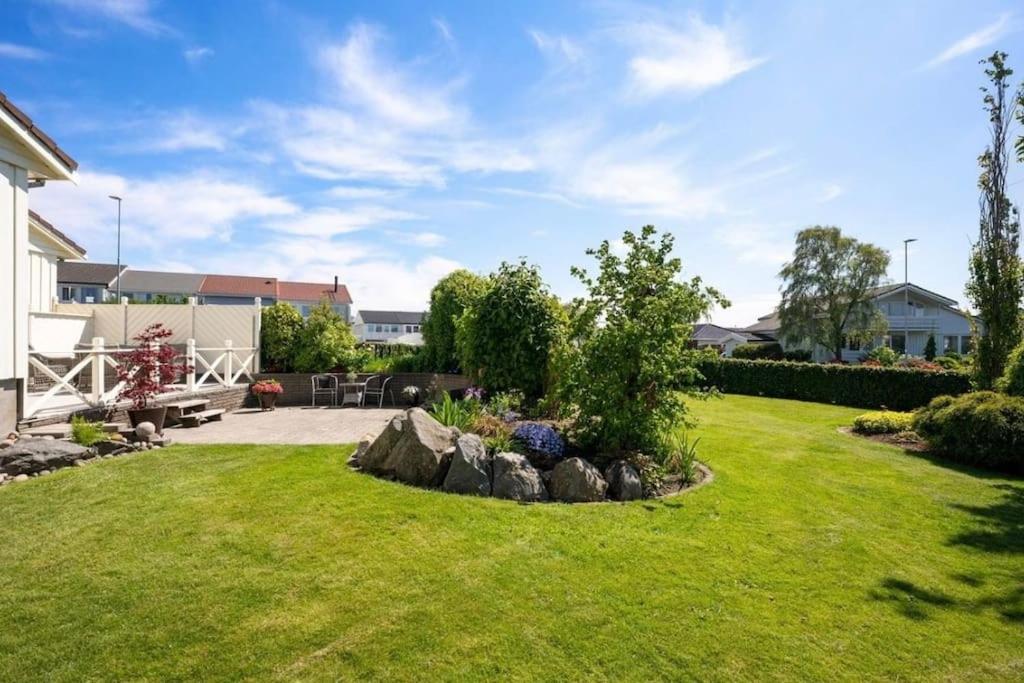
xmin=165 ymin=406 xmax=403 ymax=444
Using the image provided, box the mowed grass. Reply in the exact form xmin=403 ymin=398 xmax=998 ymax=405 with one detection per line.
xmin=0 ymin=395 xmax=1021 ymax=681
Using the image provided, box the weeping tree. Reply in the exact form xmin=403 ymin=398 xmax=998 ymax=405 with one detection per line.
xmin=778 ymin=226 xmax=890 ymax=361
xmin=967 ymin=52 xmax=1024 ymax=388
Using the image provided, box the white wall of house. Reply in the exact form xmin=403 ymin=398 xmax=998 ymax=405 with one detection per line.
xmin=0 ymin=161 xmax=29 ymax=384
xmin=354 ymin=321 xmax=423 ymax=344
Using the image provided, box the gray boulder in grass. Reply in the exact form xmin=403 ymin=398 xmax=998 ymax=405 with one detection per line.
xmin=549 ymin=457 xmax=608 ymax=503
xmin=0 ymin=439 xmax=92 ymax=476
xmin=443 ymin=434 xmax=492 ymax=496
xmin=492 ymin=452 xmax=549 ymax=502
xmin=604 ymin=460 xmax=643 ymax=501
xmin=359 ymin=414 xmax=408 ymax=475
xmin=391 ymin=408 xmax=458 ymax=487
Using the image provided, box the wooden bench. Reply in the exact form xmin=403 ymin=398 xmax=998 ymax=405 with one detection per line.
xmin=178 ymin=408 xmax=225 ymax=428
xmin=165 ymin=399 xmax=210 ymax=425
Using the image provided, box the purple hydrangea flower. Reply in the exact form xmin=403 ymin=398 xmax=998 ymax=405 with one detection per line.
xmin=512 ymin=423 xmax=566 ymax=459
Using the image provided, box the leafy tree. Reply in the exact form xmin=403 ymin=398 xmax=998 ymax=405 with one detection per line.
xmin=422 ymin=270 xmax=488 ymax=372
xmin=997 ymin=338 xmax=1024 ymax=396
xmin=292 ymin=300 xmax=362 ymax=373
xmin=924 ymin=334 xmax=937 ymax=361
xmin=778 ymin=226 xmax=890 ymax=362
xmin=456 ymin=261 xmax=566 ymax=400
xmin=561 ymin=226 xmax=727 ymax=455
xmin=967 ymin=52 xmax=1024 ymax=388
xmin=261 ymin=301 xmax=304 ymax=371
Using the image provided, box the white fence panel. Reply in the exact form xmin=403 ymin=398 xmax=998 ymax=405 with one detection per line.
xmin=126 ymin=304 xmax=193 ymax=343
xmin=28 ymin=312 xmax=93 ymax=353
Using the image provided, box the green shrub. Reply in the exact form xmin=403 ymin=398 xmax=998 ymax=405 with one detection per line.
xmin=659 ymin=430 xmax=699 ymax=483
xmin=924 ymin=334 xmax=937 ymax=361
xmin=422 ymin=270 xmax=489 ymax=373
xmin=783 ymin=349 xmax=813 ymax=362
xmin=865 ymin=346 xmax=899 ymax=367
xmin=914 ymin=392 xmax=1024 ymax=470
xmin=292 ymin=301 xmax=363 ymax=373
xmin=996 ymin=338 xmax=1024 ymax=397
xmin=260 ymin=302 xmax=304 ymax=372
xmin=429 ymin=392 xmax=477 ymax=431
xmin=70 ymin=416 xmax=106 ymax=447
xmin=732 ymin=342 xmax=783 ymax=360
xmin=456 ymin=261 xmax=567 ymax=400
xmin=851 ymin=411 xmax=915 ymax=435
xmin=360 ymin=349 xmax=430 ymax=374
xmin=696 ymin=358 xmax=971 ymax=411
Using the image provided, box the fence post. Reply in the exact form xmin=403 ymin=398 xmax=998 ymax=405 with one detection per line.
xmin=224 ymin=339 xmax=233 ymax=386
xmin=121 ymin=296 xmax=129 ymax=345
xmin=186 ymin=338 xmax=196 ymax=392
xmin=253 ymin=297 xmax=261 ymax=374
xmin=91 ymin=337 xmax=105 ymax=404
xmin=188 ymin=296 xmax=197 ymax=340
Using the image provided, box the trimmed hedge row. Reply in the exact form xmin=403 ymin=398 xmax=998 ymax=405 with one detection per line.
xmin=695 ymin=358 xmax=971 ymax=411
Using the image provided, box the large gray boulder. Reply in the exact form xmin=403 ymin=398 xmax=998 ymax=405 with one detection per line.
xmin=442 ymin=434 xmax=492 ymax=496
xmin=0 ymin=439 xmax=92 ymax=476
xmin=604 ymin=460 xmax=643 ymax=501
xmin=492 ymin=452 xmax=549 ymax=502
xmin=391 ymin=408 xmax=458 ymax=487
xmin=549 ymin=457 xmax=608 ymax=503
xmin=359 ymin=415 xmax=408 ymax=476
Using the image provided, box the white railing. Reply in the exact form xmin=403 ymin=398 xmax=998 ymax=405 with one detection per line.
xmin=24 ymin=336 xmax=258 ymax=420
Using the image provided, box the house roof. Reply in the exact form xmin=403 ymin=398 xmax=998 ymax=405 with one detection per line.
xmin=0 ymin=91 xmax=78 ymax=178
xmin=57 ymin=261 xmax=126 ymax=286
xmin=199 ymin=274 xmax=278 ymax=298
xmin=743 ymin=311 xmax=781 ymax=334
xmin=28 ymin=210 xmax=86 ymax=259
xmin=358 ymin=310 xmax=425 ymax=325
xmin=111 ymin=269 xmax=206 ymax=295
xmin=277 ymin=280 xmax=353 ymax=305
xmin=692 ymin=323 xmax=746 ymax=343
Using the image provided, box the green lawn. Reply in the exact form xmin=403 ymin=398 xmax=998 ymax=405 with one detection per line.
xmin=1 ymin=395 xmax=1021 ymax=681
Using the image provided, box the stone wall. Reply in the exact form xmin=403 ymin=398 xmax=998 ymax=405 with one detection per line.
xmin=254 ymin=372 xmax=471 ymax=407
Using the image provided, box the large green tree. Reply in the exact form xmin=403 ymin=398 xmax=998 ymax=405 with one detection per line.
xmin=967 ymin=52 xmax=1024 ymax=388
xmin=421 ymin=269 xmax=488 ymax=372
xmin=561 ymin=226 xmax=727 ymax=455
xmin=456 ymin=261 xmax=566 ymax=400
xmin=292 ymin=300 xmax=362 ymax=373
xmin=778 ymin=226 xmax=890 ymax=361
xmin=260 ymin=302 xmax=304 ymax=371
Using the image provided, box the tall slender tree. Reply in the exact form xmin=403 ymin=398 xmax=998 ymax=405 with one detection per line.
xmin=967 ymin=52 xmax=1024 ymax=388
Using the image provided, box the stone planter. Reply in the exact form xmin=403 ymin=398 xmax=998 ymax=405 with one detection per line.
xmin=257 ymin=392 xmax=279 ymax=411
xmin=127 ymin=405 xmax=168 ymax=434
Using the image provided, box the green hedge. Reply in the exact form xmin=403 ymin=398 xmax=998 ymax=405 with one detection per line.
xmin=914 ymin=392 xmax=1024 ymax=471
xmin=696 ymin=358 xmax=971 ymax=411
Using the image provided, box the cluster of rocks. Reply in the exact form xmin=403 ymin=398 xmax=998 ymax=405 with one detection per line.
xmin=350 ymin=408 xmax=645 ymax=503
xmin=0 ymin=423 xmax=167 ymax=487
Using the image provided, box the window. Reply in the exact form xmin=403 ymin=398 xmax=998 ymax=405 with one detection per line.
xmin=413 ymin=325 xmax=420 ymax=332
xmin=60 ymin=286 xmax=73 ymax=302
xmin=960 ymin=336 xmax=973 ymax=355
xmin=374 ymin=324 xmax=383 ymax=333
xmin=390 ymin=325 xmax=400 ymax=333
xmin=301 ymin=305 xmax=312 ymax=317
xmin=842 ymin=336 xmax=861 ymax=351
xmin=889 ymin=333 xmax=906 ymax=354
xmin=944 ymin=336 xmax=958 ymax=354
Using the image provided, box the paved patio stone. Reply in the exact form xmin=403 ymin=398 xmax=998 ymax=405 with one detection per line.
xmin=165 ymin=406 xmax=403 ymax=445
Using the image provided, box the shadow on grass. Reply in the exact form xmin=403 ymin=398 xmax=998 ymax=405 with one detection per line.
xmin=871 ymin=482 xmax=1024 ymax=623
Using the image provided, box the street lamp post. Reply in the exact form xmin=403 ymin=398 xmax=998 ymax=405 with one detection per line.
xmin=903 ymin=238 xmax=917 ymax=357
xmin=109 ymin=195 xmax=122 ymax=301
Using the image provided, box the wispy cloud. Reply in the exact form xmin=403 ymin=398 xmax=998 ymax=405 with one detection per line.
xmin=618 ymin=14 xmax=765 ymax=96
xmin=125 ymin=112 xmax=227 ymax=153
xmin=490 ymin=186 xmax=585 ymax=208
xmin=528 ymin=29 xmax=584 ymax=65
xmin=184 ymin=46 xmax=214 ymax=64
xmin=0 ymin=42 xmax=49 ymax=60
xmin=924 ymin=13 xmax=1014 ymax=69
xmin=47 ymin=0 xmax=173 ymax=36
xmin=266 ymin=206 xmax=421 ymax=237
xmin=433 ymin=18 xmax=455 ymax=47
xmin=818 ymin=183 xmax=843 ymax=203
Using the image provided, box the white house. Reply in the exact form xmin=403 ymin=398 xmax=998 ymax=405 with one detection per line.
xmin=742 ymin=282 xmax=980 ymax=362
xmin=691 ymin=323 xmax=748 ymax=357
xmin=1 ymin=92 xmax=79 ymax=432
xmin=354 ymin=310 xmax=425 ymax=345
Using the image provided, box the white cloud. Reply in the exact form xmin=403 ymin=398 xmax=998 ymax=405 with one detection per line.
xmin=708 ymin=292 xmax=778 ymax=328
xmin=30 ymin=170 xmax=297 ymax=251
xmin=620 ymin=14 xmax=765 ymax=96
xmin=326 ymin=185 xmax=400 ymax=200
xmin=0 ymin=42 xmax=48 ymax=60
xmin=715 ymin=223 xmax=792 ymax=267
xmin=433 ymin=18 xmax=455 ymax=46
xmin=924 ymin=14 xmax=1014 ymax=69
xmin=819 ymin=183 xmax=843 ymax=203
xmin=266 ymin=206 xmax=421 ymax=237
xmin=184 ymin=46 xmax=214 ymax=64
xmin=319 ymin=22 xmax=462 ymax=129
xmin=127 ymin=113 xmax=227 ymax=152
xmin=398 ymin=231 xmax=446 ymax=247
xmin=47 ymin=0 xmax=172 ymax=36
xmin=490 ymin=187 xmax=584 ymax=208
xmin=528 ymin=29 xmax=584 ymax=65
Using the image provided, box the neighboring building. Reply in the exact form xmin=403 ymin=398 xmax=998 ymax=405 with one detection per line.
xmin=354 ymin=310 xmax=426 ymax=345
xmin=57 ymin=261 xmax=125 ymax=303
xmin=28 ymin=211 xmax=87 ymax=311
xmin=742 ymin=282 xmax=980 ymax=362
xmin=691 ymin=323 xmax=748 ymax=357
xmin=278 ymin=277 xmax=353 ymax=320
xmin=1 ymin=91 xmax=79 ymax=432
xmin=198 ymin=274 xmax=278 ymax=305
xmin=109 ymin=269 xmax=205 ymax=303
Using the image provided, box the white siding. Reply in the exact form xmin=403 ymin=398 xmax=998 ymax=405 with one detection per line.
xmin=0 ymin=160 xmax=29 ymax=381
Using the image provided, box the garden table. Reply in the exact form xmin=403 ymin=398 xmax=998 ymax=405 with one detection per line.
xmin=335 ymin=380 xmax=366 ymax=407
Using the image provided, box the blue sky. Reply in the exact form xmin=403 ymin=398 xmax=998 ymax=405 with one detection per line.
xmin=3 ymin=1 xmax=1022 ymax=323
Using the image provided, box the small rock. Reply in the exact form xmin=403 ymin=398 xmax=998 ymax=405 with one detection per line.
xmin=6 ymin=432 xmax=18 ymax=440
xmin=74 ymin=460 xmax=88 ymax=467
xmin=549 ymin=457 xmax=607 ymax=503
xmin=14 ymin=474 xmax=29 ymax=482
xmin=38 ymin=469 xmax=51 ymax=476
xmin=442 ymin=434 xmax=492 ymax=496
xmin=492 ymin=452 xmax=549 ymax=502
xmin=350 ymin=432 xmax=375 ymax=468
xmin=134 ymin=422 xmax=157 ymax=441
xmin=605 ymin=460 xmax=644 ymax=501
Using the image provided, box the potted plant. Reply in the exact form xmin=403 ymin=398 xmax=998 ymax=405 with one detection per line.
xmin=116 ymin=323 xmax=191 ymax=434
xmin=402 ymin=385 xmax=423 ymax=407
xmin=251 ymin=379 xmax=284 ymax=410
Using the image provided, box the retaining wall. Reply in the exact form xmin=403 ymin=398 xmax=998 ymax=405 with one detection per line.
xmin=253 ymin=372 xmax=471 ymax=407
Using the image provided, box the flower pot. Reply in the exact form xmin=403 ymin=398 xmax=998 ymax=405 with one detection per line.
xmin=127 ymin=405 xmax=168 ymax=434
xmin=258 ymin=392 xmax=279 ymax=411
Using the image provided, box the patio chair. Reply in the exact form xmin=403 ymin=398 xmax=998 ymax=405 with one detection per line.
xmin=362 ymin=375 xmax=395 ymax=408
xmin=311 ymin=374 xmax=337 ymax=407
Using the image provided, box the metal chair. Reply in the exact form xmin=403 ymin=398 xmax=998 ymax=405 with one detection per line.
xmin=362 ymin=375 xmax=395 ymax=407
xmin=311 ymin=374 xmax=337 ymax=407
